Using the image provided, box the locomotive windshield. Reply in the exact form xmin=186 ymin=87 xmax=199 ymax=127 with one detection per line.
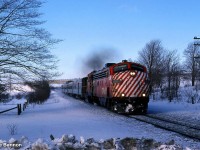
xmin=114 ymin=64 xmax=128 ymax=73
xmin=131 ymin=64 xmax=144 ymax=72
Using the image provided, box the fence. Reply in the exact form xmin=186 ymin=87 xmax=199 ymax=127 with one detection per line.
xmin=0 ymin=102 xmax=28 ymax=115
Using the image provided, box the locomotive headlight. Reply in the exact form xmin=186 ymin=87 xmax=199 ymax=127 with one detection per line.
xmin=130 ymin=72 xmax=136 ymax=76
xmin=121 ymin=93 xmax=125 ymax=97
xmin=142 ymin=93 xmax=146 ymax=97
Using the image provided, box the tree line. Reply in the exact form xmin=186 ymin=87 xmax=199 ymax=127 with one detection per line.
xmin=138 ymin=40 xmax=200 ymax=103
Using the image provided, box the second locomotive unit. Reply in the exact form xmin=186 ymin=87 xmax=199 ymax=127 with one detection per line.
xmin=62 ymin=60 xmax=150 ymax=114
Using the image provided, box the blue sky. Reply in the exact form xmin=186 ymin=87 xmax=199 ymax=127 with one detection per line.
xmin=41 ymin=0 xmax=200 ymax=79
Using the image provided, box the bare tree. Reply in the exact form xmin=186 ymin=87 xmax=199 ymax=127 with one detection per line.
xmin=184 ymin=42 xmax=200 ymax=86
xmin=0 ymin=0 xmax=60 ymax=86
xmin=138 ymin=40 xmax=165 ymax=93
xmin=164 ymin=50 xmax=181 ymax=101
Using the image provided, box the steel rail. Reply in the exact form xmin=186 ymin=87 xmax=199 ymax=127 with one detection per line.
xmin=129 ymin=115 xmax=200 ymax=141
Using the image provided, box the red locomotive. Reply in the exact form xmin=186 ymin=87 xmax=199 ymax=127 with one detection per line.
xmin=62 ymin=60 xmax=150 ymax=114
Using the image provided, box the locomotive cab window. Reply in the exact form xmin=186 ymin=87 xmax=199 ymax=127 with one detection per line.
xmin=114 ymin=64 xmax=128 ymax=73
xmin=131 ymin=64 xmax=144 ymax=72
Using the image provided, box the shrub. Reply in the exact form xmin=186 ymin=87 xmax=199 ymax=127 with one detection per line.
xmin=7 ymin=123 xmax=18 ymax=135
xmin=16 ymin=93 xmax=23 ymax=99
xmin=0 ymin=84 xmax=9 ymax=102
xmin=26 ymin=80 xmax=50 ymax=104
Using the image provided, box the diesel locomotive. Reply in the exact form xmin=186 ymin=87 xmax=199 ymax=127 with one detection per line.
xmin=62 ymin=60 xmax=150 ymax=114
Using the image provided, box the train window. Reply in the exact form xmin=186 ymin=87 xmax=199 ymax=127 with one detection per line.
xmin=114 ymin=64 xmax=128 ymax=73
xmin=131 ymin=64 xmax=144 ymax=72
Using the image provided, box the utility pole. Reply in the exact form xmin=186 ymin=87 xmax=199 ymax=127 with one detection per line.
xmin=193 ymin=36 xmax=200 ymax=61
xmin=193 ymin=36 xmax=200 ymax=50
xmin=193 ymin=36 xmax=200 ymax=85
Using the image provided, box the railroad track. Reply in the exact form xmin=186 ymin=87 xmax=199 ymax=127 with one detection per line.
xmin=146 ymin=114 xmax=200 ymax=130
xmin=129 ymin=114 xmax=200 ymax=141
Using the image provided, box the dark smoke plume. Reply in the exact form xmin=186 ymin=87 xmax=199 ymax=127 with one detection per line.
xmin=81 ymin=48 xmax=121 ymax=74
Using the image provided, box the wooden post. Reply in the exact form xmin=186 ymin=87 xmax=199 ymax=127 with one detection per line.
xmin=20 ymin=104 xmax=22 ymax=114
xmin=17 ymin=104 xmax=20 ymax=115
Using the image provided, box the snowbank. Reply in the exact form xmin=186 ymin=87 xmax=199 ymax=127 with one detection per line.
xmin=0 ymin=135 xmax=184 ymax=150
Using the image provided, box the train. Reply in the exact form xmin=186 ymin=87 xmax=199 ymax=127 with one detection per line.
xmin=62 ymin=60 xmax=150 ymax=114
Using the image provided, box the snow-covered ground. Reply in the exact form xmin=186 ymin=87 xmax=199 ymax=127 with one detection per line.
xmin=8 ymin=84 xmax=33 ymax=96
xmin=0 ymin=87 xmax=200 ymax=149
